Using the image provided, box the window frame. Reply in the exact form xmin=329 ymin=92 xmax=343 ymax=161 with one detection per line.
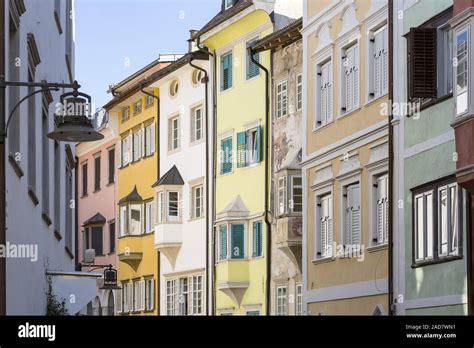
xmin=217 ymin=221 xmax=247 ymax=261
xmin=169 ymin=116 xmax=180 ymax=152
xmin=144 ymin=200 xmax=154 ymax=233
xmin=121 ymin=106 xmax=130 ymax=123
xmin=252 ymin=220 xmax=263 ymax=258
xmin=315 ymin=192 xmax=333 ymax=260
xmin=314 ymin=58 xmax=333 ymax=129
xmin=133 ymin=99 xmax=142 ymax=115
xmin=191 ymin=106 xmax=203 ymax=144
xmin=290 ymin=176 xmax=303 ymax=214
xmin=276 ymin=285 xmax=288 ymax=316
xmin=220 ymin=51 xmax=233 ymax=92
xmin=296 ymin=73 xmax=303 ymax=111
xmin=191 ymin=185 xmax=204 ymax=220
xmin=93 ymin=153 xmax=101 ymax=192
xmin=276 ymin=80 xmax=288 ymax=119
xmin=296 ymin=283 xmax=303 ymax=316
xmin=454 ymin=26 xmax=470 ymax=117
xmin=219 ymin=135 xmax=233 ymax=175
xmin=412 ymin=177 xmax=464 ymax=267
xmin=340 ymin=40 xmax=360 ymax=116
xmin=277 ymin=176 xmax=288 ymax=216
xmin=246 ymin=37 xmax=260 ymax=80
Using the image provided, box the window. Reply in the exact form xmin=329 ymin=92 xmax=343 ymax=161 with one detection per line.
xmin=341 ymin=43 xmax=359 ymax=113
xmin=230 ymin=224 xmax=245 ymax=259
xmin=91 ymin=226 xmax=103 ymax=256
xmin=170 ymin=80 xmax=179 ymax=97
xmin=108 ymin=147 xmax=115 ymax=184
xmin=166 ymin=279 xmax=177 ymax=315
xmin=133 ymin=100 xmax=142 ymax=115
xmin=145 ymin=201 xmax=154 ymax=233
xmin=317 ymin=194 xmax=333 ymax=258
xmin=121 ymin=107 xmax=130 ymax=122
xmin=192 ymin=69 xmax=203 ymax=85
xmin=296 ymin=74 xmax=303 ymax=111
xmin=122 ymin=282 xmax=132 ymax=313
xmin=145 ymin=278 xmax=154 ymax=311
xmin=236 ymin=127 xmax=262 ymax=167
xmin=191 ymin=106 xmax=203 ymax=143
xmin=276 ymin=81 xmax=288 ymax=118
xmin=369 ymin=26 xmax=388 ymax=99
xmin=65 ymin=161 xmax=73 ymax=252
xmin=94 ymin=154 xmax=101 ymax=191
xmin=291 ymin=176 xmax=303 ymax=213
xmin=166 ymin=275 xmax=202 ymax=316
xmin=373 ymin=174 xmax=389 ymax=245
xmin=414 ymin=180 xmax=463 ymax=264
xmin=133 ymin=280 xmax=144 ymax=312
xmin=121 ymin=135 xmax=132 ymax=167
xmin=407 ymin=9 xmax=453 ymax=101
xmin=192 ymin=185 xmax=204 ymax=219
xmin=221 ymin=51 xmax=233 ymax=91
xmin=224 ymin=0 xmax=233 ymax=10
xmin=168 ymin=191 xmax=179 ymax=222
xmin=296 ymin=284 xmax=303 ymax=316
xmin=247 ymin=39 xmax=260 ymax=79
xmin=157 ymin=192 xmax=164 ymax=223
xmin=133 ymin=129 xmax=143 ymax=162
xmin=455 ymin=28 xmax=469 ymax=116
xmin=220 ymin=137 xmax=233 ymax=174
xmin=145 ymin=122 xmax=156 ymax=157
xmin=120 ymin=205 xmax=127 ymax=236
xmin=252 ymin=221 xmax=262 ymax=257
xmin=278 ymin=177 xmax=287 ymax=215
xmin=316 ymin=60 xmax=332 ymax=127
xmin=191 ymin=275 xmax=203 ymax=315
xmin=276 ymin=286 xmax=288 ymax=316
xmin=109 ymin=222 xmax=115 ymax=253
xmin=129 ymin=204 xmax=143 ymax=235
xmin=145 ymin=94 xmax=154 ymax=109
xmin=81 ymin=162 xmax=88 ymax=196
xmin=42 ymin=108 xmax=49 ymax=216
xmin=169 ymin=117 xmax=180 ymax=151
xmin=218 ymin=224 xmax=228 ymax=260
xmin=343 ymin=184 xmax=361 ymax=246
xmin=246 ymin=311 xmax=260 ymax=316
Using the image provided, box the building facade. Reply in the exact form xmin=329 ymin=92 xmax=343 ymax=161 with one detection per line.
xmin=104 ymin=56 xmax=176 ymax=316
xmin=2 ymin=0 xmax=100 ymax=315
xmin=196 ymin=0 xmax=301 ymax=316
xmin=252 ymin=19 xmax=304 ymax=316
xmin=148 ymin=52 xmax=210 ymax=316
xmin=302 ymin=0 xmax=390 ymax=315
xmin=392 ymin=0 xmax=469 ymax=315
xmin=76 ymin=109 xmax=119 ymax=315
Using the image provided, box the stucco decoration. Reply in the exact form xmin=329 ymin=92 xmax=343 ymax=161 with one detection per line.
xmin=315 ymin=21 xmax=332 ymax=51
xmin=339 ymin=1 xmax=359 ymax=38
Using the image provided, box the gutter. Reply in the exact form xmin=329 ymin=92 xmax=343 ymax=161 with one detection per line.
xmin=140 ymin=85 xmax=161 ymax=315
xmin=250 ymin=47 xmax=271 ymax=316
xmin=388 ymin=0 xmax=395 ymax=316
xmin=188 ymin=50 xmax=212 ymax=316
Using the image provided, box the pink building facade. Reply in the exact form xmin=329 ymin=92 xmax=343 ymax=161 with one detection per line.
xmin=76 ymin=112 xmax=119 ymax=315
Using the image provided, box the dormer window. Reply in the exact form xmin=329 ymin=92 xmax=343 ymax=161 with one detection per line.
xmin=224 ymin=0 xmax=234 ymax=10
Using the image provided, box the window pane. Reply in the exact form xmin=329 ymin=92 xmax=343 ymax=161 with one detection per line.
xmin=426 ymin=193 xmax=433 ymax=259
xmin=416 ymin=196 xmax=424 ymax=260
xmin=168 ymin=192 xmax=179 ymax=220
xmin=450 ymin=186 xmax=458 ymax=255
xmin=439 ymin=188 xmax=448 ymax=255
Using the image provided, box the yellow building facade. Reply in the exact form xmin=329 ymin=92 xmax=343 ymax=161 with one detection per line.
xmin=302 ymin=0 xmax=389 ymax=315
xmin=104 ymin=58 xmax=174 ymax=315
xmin=197 ymin=0 xmax=301 ymax=316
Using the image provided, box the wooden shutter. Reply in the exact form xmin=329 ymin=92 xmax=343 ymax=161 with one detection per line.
xmin=219 ymin=225 xmax=227 ymax=260
xmin=408 ymin=27 xmax=437 ymax=99
xmin=139 ymin=280 xmax=146 ymax=311
xmin=375 ymin=175 xmax=389 ymax=244
xmin=253 ymin=222 xmax=262 ymax=257
xmin=237 ymin=132 xmax=247 ymax=168
xmin=382 ymin=28 xmax=389 ymax=95
xmin=344 ymin=189 xmax=352 ymax=246
xmin=374 ymin=31 xmax=383 ymax=97
xmin=351 ymin=185 xmax=360 ymax=245
xmin=231 ymin=224 xmax=245 ymax=259
xmin=221 ymin=138 xmax=232 ymax=174
xmin=326 ymin=63 xmax=333 ymax=122
xmin=353 ymin=45 xmax=359 ymax=108
xmin=255 ymin=126 xmax=262 ymax=163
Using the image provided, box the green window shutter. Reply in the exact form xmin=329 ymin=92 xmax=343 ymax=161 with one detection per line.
xmin=221 ymin=138 xmax=233 ymax=174
xmin=247 ymin=44 xmax=260 ymax=79
xmin=231 ymin=224 xmax=245 ymax=259
xmin=253 ymin=221 xmax=262 ymax=257
xmin=255 ymin=125 xmax=262 ymax=163
xmin=237 ymin=132 xmax=247 ymax=168
xmin=219 ymin=225 xmax=227 ymax=260
xmin=221 ymin=53 xmax=233 ymax=91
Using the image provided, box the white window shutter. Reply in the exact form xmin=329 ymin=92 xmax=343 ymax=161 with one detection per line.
xmin=127 ymin=135 xmax=132 ymax=165
xmin=351 ymin=186 xmax=360 ymax=245
xmin=116 ymin=289 xmax=122 ymax=313
xmin=353 ymin=45 xmax=359 ymax=108
xmin=320 ymin=218 xmax=327 ymax=257
xmin=150 ymin=123 xmax=155 ymax=154
xmin=382 ymin=27 xmax=389 ymax=95
xmin=127 ymin=283 xmax=133 ymax=313
xmin=345 ymin=188 xmax=352 ymax=245
xmin=376 ymin=191 xmax=384 ymax=244
xmin=374 ymin=32 xmax=382 ymax=97
xmin=140 ymin=280 xmax=146 ymax=311
xmin=327 ymin=63 xmax=333 ymax=122
xmin=149 ymin=279 xmax=155 ymax=310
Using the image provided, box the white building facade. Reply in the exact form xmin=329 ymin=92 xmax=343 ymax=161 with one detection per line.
xmin=150 ymin=54 xmax=210 ymax=315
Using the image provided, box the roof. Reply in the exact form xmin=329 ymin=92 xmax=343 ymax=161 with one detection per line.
xmin=194 ymin=0 xmax=253 ymax=40
xmin=251 ymin=18 xmax=302 ymax=53
xmin=216 ymin=195 xmax=250 ymax=220
xmin=103 ymin=51 xmax=209 ymax=111
xmin=118 ymin=186 xmax=143 ymax=205
xmin=152 ymin=165 xmax=185 ymax=187
xmin=82 ymin=213 xmax=106 ymax=226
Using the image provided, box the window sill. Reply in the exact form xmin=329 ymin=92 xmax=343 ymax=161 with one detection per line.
xmin=119 ymin=163 xmax=130 ymax=170
xmin=188 ymin=216 xmax=205 ymax=222
xmin=411 ymin=255 xmax=463 ymax=268
xmin=42 ymin=212 xmax=52 ymax=226
xmin=311 ymin=256 xmax=335 ymax=265
xmin=54 ymin=10 xmax=63 ymax=34
xmin=312 ymin=120 xmax=334 ymax=133
xmin=28 ymin=187 xmax=39 ymax=206
xmin=106 ymin=182 xmax=114 ymax=187
xmin=407 ymin=93 xmax=453 ymax=117
xmin=65 ymin=246 xmax=74 ymax=260
xmin=93 ymin=189 xmax=101 ymax=194
xmin=107 ymin=251 xmax=116 ymax=256
xmin=219 ymin=171 xmax=234 ymax=177
xmin=239 ymin=162 xmax=262 ymax=170
xmin=190 ymin=139 xmax=205 ymax=147
xmin=364 ymin=93 xmax=388 ymax=109
xmin=167 ymin=149 xmax=181 ymax=156
xmin=338 ymin=106 xmax=361 ymax=120
xmin=8 ymin=154 xmax=24 ymax=178
xmin=80 ymin=194 xmax=89 ymax=199
xmin=219 ymin=86 xmax=234 ymax=94
xmin=367 ymin=243 xmax=388 ymax=253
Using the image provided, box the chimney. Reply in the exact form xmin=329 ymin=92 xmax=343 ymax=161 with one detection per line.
xmin=188 ymin=30 xmax=199 ymax=53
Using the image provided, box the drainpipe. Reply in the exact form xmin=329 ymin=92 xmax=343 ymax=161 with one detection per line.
xmin=75 ymin=156 xmax=79 ymax=270
xmin=189 ymin=52 xmax=212 ymax=316
xmin=250 ymin=47 xmax=271 ymax=316
xmin=140 ymin=85 xmax=160 ymax=315
xmin=0 ymin=0 xmax=6 ymax=315
xmin=388 ymin=0 xmax=395 ymax=316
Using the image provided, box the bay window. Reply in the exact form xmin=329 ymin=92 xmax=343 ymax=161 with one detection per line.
xmin=217 ymin=223 xmax=245 ymax=260
xmin=155 ymin=189 xmax=181 ymax=223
